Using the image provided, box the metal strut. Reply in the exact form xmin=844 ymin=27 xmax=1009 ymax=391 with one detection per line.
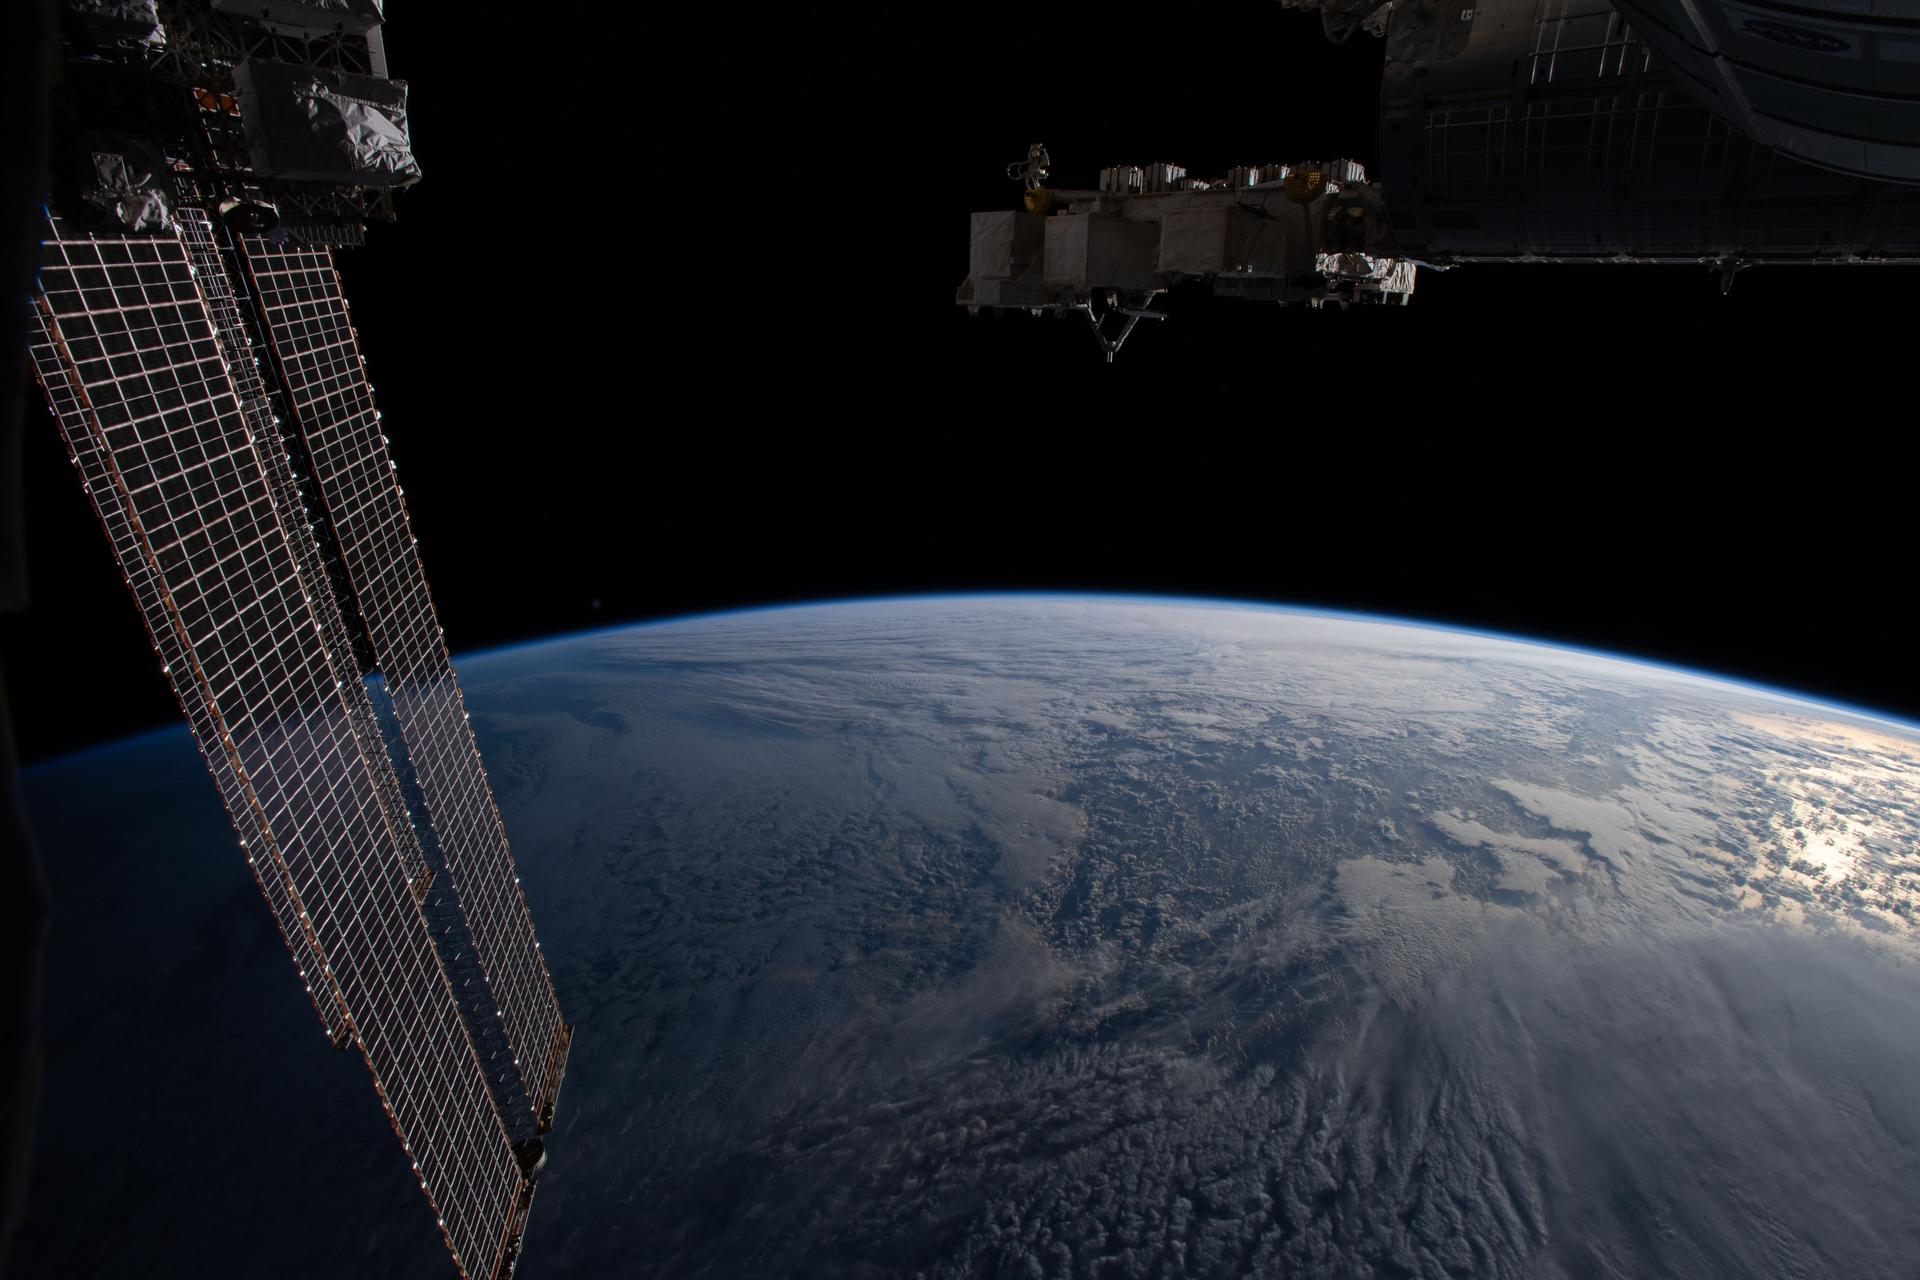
xmin=1081 ymin=291 xmax=1168 ymax=363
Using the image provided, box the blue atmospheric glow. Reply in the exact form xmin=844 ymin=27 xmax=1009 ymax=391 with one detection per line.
xmin=34 ymin=592 xmax=1920 ymax=771
xmin=455 ymin=592 xmax=1920 ymax=734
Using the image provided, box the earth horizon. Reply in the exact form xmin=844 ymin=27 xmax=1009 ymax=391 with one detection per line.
xmin=17 ymin=595 xmax=1920 ymax=1278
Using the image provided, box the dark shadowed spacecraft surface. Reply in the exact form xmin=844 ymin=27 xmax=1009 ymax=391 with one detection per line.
xmin=1600 ymin=0 xmax=1920 ymax=182
xmin=959 ymin=0 xmax=1920 ymax=354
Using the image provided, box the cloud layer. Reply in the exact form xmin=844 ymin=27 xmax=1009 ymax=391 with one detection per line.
xmin=20 ymin=599 xmax=1920 ymax=1278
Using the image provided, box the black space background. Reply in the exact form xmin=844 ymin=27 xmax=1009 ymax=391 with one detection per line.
xmin=2 ymin=6 xmax=1913 ymax=762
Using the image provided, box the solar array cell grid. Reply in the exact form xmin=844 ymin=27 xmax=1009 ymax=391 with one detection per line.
xmin=32 ymin=217 xmax=528 ymax=1280
xmin=26 ymin=282 xmax=349 ymax=1046
xmin=175 ymin=210 xmax=433 ymax=901
xmin=240 ymin=237 xmax=567 ymax=1124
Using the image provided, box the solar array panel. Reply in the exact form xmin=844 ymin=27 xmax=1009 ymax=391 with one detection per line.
xmin=24 ymin=230 xmax=350 ymax=1048
xmin=175 ymin=210 xmax=436 ymax=903
xmin=30 ymin=215 xmax=532 ymax=1280
xmin=239 ymin=237 xmax=570 ymax=1128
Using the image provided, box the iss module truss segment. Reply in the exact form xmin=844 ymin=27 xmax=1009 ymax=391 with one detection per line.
xmin=956 ymin=156 xmax=1416 ymax=348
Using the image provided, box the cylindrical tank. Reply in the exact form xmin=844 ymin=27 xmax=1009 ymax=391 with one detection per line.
xmin=1377 ymin=0 xmax=1920 ymax=261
